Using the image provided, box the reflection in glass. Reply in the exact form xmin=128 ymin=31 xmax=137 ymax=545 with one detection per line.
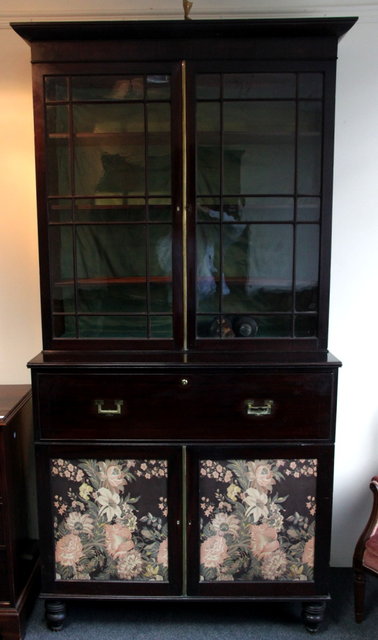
xmin=224 ymin=102 xmax=295 ymax=195
xmin=149 ymin=198 xmax=172 ymax=222
xmin=47 ymin=105 xmax=69 ymax=134
xmin=76 ymin=224 xmax=146 ymax=280
xmin=297 ymin=101 xmax=322 ymax=195
xmin=49 ymin=226 xmax=74 ymax=283
xmin=239 ymin=197 xmax=294 ymax=222
xmin=45 ymin=76 xmax=68 ymax=102
xmin=146 ymin=75 xmax=171 ymax=100
xmin=196 ymin=103 xmax=221 ymax=196
xmin=196 ymin=74 xmax=220 ymax=99
xmin=295 ymin=224 xmax=319 ymax=312
xmin=75 ymin=198 xmax=146 ymax=222
xmin=73 ymin=103 xmax=146 ymax=196
xmin=72 ymin=76 xmax=145 ymax=101
xmin=297 ymin=197 xmax=320 ymax=222
xmin=295 ymin=315 xmax=317 ymax=337
xmin=147 ymin=103 xmax=171 ymax=195
xmin=47 ymin=138 xmax=70 ymax=196
xmin=53 ymin=315 xmax=76 ymax=338
xmin=150 ymin=224 xmax=173 ymax=312
xmin=49 ymin=199 xmax=72 ymax=223
xmin=78 ymin=315 xmax=148 ymax=338
xmin=298 ymin=73 xmax=323 ymax=99
xmin=196 ymin=223 xmax=220 ymax=312
xmin=150 ymin=316 xmax=173 ymax=337
xmin=223 ymin=73 xmax=296 ymax=99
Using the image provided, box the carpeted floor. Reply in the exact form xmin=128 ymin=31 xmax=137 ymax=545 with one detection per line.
xmin=24 ymin=569 xmax=378 ymax=639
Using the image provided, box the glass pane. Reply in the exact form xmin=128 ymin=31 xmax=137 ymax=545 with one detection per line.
xmin=76 ymin=224 xmax=146 ymax=281
xmin=78 ymin=315 xmax=147 ymax=338
xmin=295 ymin=224 xmax=319 ymax=312
xmin=147 ymin=103 xmax=171 ymax=195
xmin=297 ymin=101 xmax=322 ymax=195
xmin=197 ymin=103 xmax=221 ymax=196
xmin=47 ymin=105 xmax=69 ymax=134
xmin=53 ymin=315 xmax=76 ymax=338
xmin=75 ymin=198 xmax=146 ymax=222
xmin=224 ymin=73 xmax=296 ymax=99
xmin=150 ymin=316 xmax=173 ymax=337
xmin=240 ymin=197 xmax=294 ymax=222
xmin=197 ymin=314 xmax=293 ymax=339
xmin=53 ymin=284 xmax=75 ymax=314
xmin=298 ymin=73 xmax=323 ymax=99
xmin=149 ymin=198 xmax=172 ymax=222
xmin=150 ymin=224 xmax=172 ymax=312
xmin=45 ymin=76 xmax=68 ymax=102
xmin=49 ymin=226 xmax=74 ymax=283
xmin=51 ymin=457 xmax=169 ymax=581
xmin=146 ymin=74 xmax=170 ymax=100
xmin=199 ymin=458 xmax=317 ymax=582
xmin=72 ymin=76 xmax=144 ymax=101
xmin=196 ymin=74 xmax=221 ymax=99
xmin=197 ymin=198 xmax=220 ymax=222
xmin=253 ymin=315 xmax=292 ymax=337
xmin=297 ymin=197 xmax=320 ymax=222
xmin=73 ymin=103 xmax=145 ymax=196
xmin=222 ymin=224 xmax=249 ymax=311
xmin=47 ymin=138 xmax=71 ymax=196
xmin=49 ymin=199 xmax=72 ymax=223
xmin=246 ymin=224 xmax=293 ymax=296
xmin=197 ymin=223 xmax=220 ymax=311
xmin=295 ymin=315 xmax=317 ymax=337
xmin=78 ymin=283 xmax=147 ymax=314
xmin=197 ymin=315 xmax=235 ymax=339
xmin=224 ymin=102 xmax=295 ymax=195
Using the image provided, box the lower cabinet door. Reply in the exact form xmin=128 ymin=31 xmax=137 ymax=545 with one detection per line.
xmin=35 ymin=444 xmax=183 ymax=596
xmin=186 ymin=445 xmax=334 ymax=598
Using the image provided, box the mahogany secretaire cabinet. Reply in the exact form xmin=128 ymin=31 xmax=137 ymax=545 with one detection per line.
xmin=12 ymin=16 xmax=356 ymax=632
xmin=0 ymin=386 xmax=39 ymax=640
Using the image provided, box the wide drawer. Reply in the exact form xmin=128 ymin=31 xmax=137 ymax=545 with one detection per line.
xmin=35 ymin=370 xmax=335 ymax=441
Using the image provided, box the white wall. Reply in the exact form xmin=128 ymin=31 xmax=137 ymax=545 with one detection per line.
xmin=0 ymin=1 xmax=376 ymax=567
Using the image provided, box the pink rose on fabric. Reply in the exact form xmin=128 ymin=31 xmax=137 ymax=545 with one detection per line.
xmin=98 ymin=461 xmax=127 ymax=493
xmin=157 ymin=538 xmax=168 ymax=567
xmin=104 ymin=523 xmax=134 ymax=558
xmin=200 ymin=535 xmax=228 ymax=568
xmin=302 ymin=537 xmax=315 ymax=567
xmin=55 ymin=533 xmax=83 ymax=566
xmin=250 ymin=523 xmax=280 ymax=559
xmin=247 ymin=461 xmax=276 ymax=493
xmin=255 ymin=464 xmax=276 ymax=492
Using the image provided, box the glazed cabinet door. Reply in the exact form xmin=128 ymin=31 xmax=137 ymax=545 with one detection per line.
xmin=186 ymin=445 xmax=333 ymax=597
xmin=186 ymin=62 xmax=335 ymax=352
xmin=35 ymin=445 xmax=183 ymax=596
xmin=34 ymin=63 xmax=183 ymax=350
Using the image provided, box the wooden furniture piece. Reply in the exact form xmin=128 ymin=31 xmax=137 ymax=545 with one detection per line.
xmin=12 ymin=17 xmax=356 ymax=633
xmin=0 ymin=385 xmax=39 ymax=640
xmin=353 ymin=476 xmax=378 ymax=623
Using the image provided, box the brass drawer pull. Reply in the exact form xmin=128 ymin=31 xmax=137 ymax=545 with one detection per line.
xmin=244 ymin=399 xmax=274 ymax=417
xmin=95 ymin=399 xmax=124 ymax=416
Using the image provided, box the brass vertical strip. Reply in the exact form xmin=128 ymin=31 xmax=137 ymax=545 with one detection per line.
xmin=181 ymin=60 xmax=188 ymax=352
xmin=182 ymin=445 xmax=188 ymax=594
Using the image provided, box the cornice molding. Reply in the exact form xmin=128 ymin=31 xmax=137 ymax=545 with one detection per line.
xmin=1 ymin=4 xmax=376 ymax=30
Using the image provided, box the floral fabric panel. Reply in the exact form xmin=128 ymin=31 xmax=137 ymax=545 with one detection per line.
xmin=51 ymin=458 xmax=169 ymax=582
xmin=199 ymin=458 xmax=317 ymax=582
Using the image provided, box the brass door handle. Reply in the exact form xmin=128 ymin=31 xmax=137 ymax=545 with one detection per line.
xmin=244 ymin=399 xmax=274 ymax=417
xmin=95 ymin=399 xmax=124 ymax=416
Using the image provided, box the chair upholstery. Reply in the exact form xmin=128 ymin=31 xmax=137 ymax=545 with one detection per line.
xmin=353 ymin=476 xmax=378 ymax=622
